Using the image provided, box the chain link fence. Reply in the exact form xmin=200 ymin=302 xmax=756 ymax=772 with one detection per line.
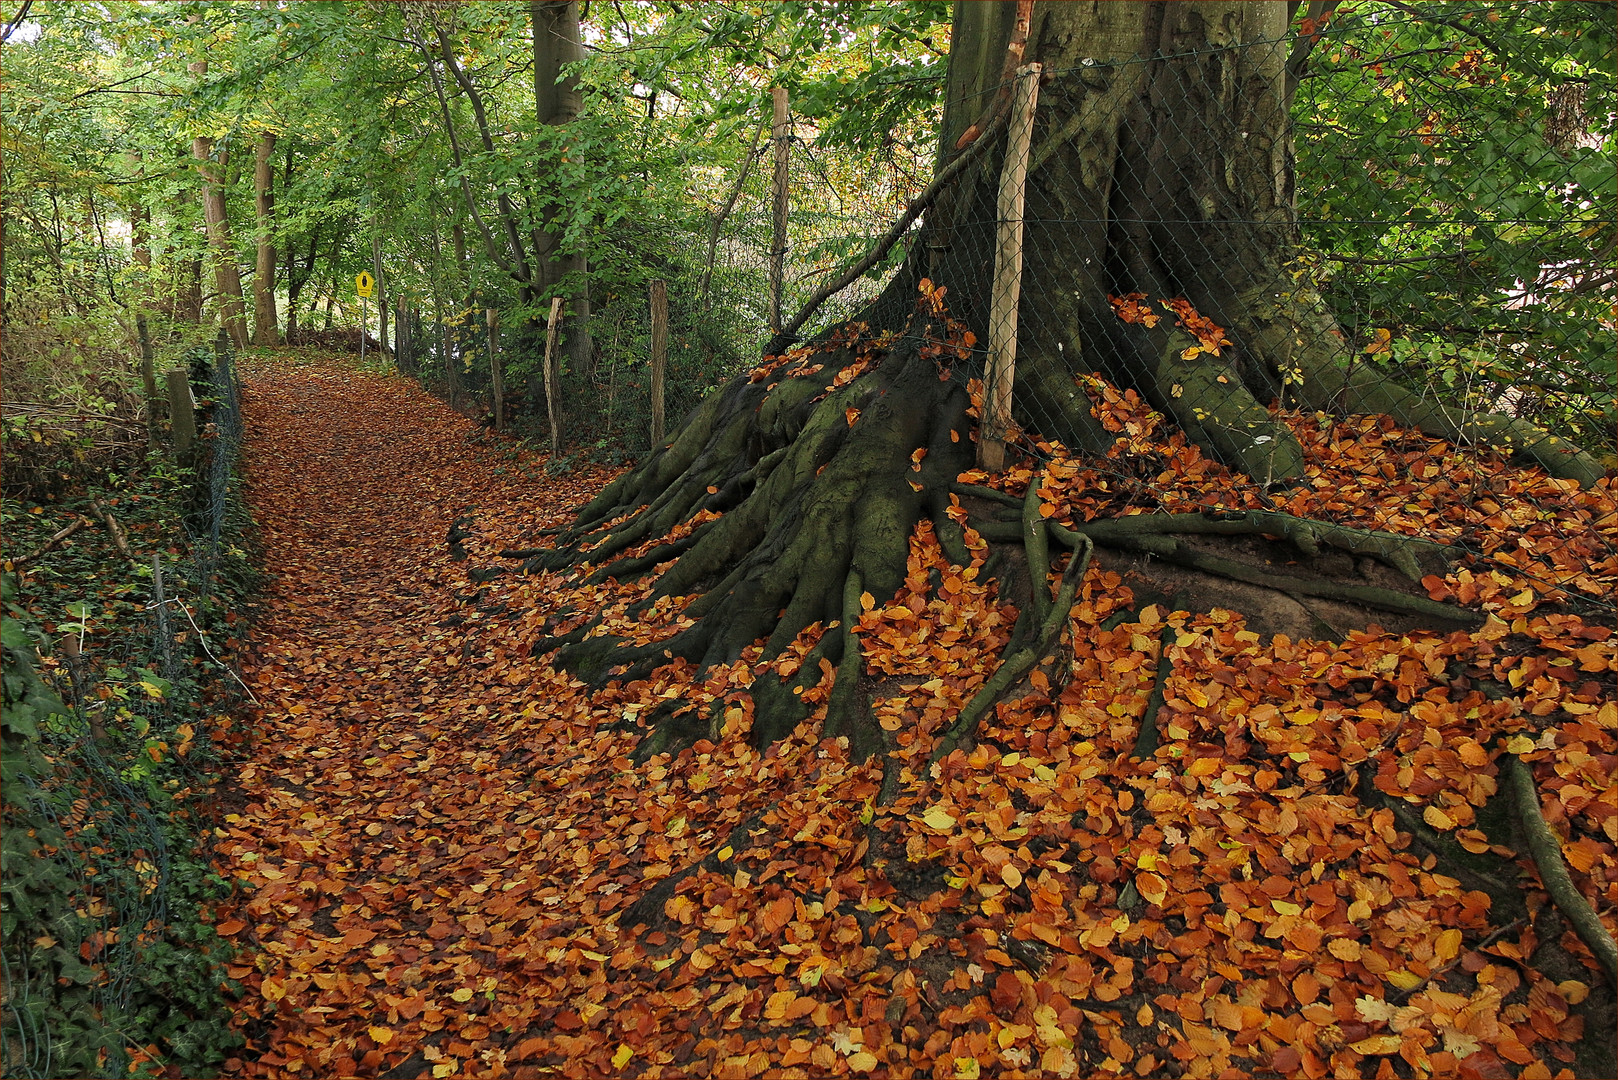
xmin=2 ymin=338 xmax=251 ymax=1078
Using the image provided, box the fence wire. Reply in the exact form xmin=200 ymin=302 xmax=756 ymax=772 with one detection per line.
xmin=930 ymin=23 xmax=1612 ymax=612
xmin=1 ymin=338 xmax=249 ymax=1079
xmin=397 ymin=12 xmax=1612 ymax=618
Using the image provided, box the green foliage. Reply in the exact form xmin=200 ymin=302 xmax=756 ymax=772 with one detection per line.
xmin=1295 ymin=1 xmax=1617 ymax=450
xmin=1 ymin=376 xmax=254 ymax=1076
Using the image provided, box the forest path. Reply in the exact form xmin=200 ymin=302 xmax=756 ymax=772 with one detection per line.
xmin=215 ymin=357 xmax=622 ymax=1078
xmin=208 ymin=357 xmax=1618 ymax=1080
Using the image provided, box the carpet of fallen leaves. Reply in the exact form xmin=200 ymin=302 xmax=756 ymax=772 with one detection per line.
xmin=216 ymin=356 xmax=1616 ymax=1079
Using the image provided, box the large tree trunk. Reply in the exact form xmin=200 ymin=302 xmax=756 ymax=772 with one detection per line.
xmin=928 ymin=1 xmax=1599 ymax=487
xmin=531 ymin=0 xmax=593 ymax=387
xmin=529 ymin=0 xmax=1601 ymax=759
xmin=252 ymin=130 xmax=279 ymax=346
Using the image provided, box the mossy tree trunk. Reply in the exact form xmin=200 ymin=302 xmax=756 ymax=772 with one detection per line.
xmin=531 ymin=0 xmax=1602 ymax=754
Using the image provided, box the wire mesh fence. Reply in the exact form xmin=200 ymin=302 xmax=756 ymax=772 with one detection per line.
xmin=395 ymin=9 xmax=1612 ymax=628
xmin=1 ymin=337 xmax=251 ymax=1079
xmin=798 ymin=14 xmax=1612 ymax=616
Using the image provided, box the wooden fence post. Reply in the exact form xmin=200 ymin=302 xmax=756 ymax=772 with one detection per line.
xmin=166 ymin=369 xmax=196 ymax=453
xmin=486 ymin=307 xmax=504 ymax=430
xmin=978 ymin=62 xmax=1041 ymax=473
xmin=543 ymin=296 xmax=564 ymax=457
xmin=649 ymin=279 xmax=668 ymax=447
xmin=768 ymin=87 xmax=791 ymax=334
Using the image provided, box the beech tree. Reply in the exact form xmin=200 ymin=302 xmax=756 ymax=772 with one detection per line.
xmin=529 ymin=0 xmax=1605 ymax=752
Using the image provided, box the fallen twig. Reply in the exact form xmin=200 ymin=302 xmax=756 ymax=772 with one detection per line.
xmin=11 ymin=516 xmax=93 ymax=570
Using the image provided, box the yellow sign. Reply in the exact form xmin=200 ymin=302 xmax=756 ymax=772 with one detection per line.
xmin=356 ymin=271 xmax=375 ymax=298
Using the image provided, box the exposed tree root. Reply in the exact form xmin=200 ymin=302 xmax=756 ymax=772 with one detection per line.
xmin=619 ymin=807 xmax=771 ymax=931
xmin=1502 ymin=752 xmax=1618 ymax=986
xmin=1064 ymin=528 xmax=1479 ymax=627
xmin=1131 ymin=620 xmax=1179 ymax=761
xmin=1055 ymin=509 xmax=1451 ymax=581
xmin=1232 ymin=276 xmax=1607 ymax=489
xmin=930 ymin=534 xmax=1092 ymax=765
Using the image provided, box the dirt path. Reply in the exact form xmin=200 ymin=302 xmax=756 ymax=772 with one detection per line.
xmin=214 ymin=357 xmax=1618 ymax=1080
xmin=217 ymin=359 xmax=627 ymax=1078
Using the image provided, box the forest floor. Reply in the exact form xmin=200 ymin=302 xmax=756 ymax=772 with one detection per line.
xmin=214 ymin=355 xmax=1616 ymax=1080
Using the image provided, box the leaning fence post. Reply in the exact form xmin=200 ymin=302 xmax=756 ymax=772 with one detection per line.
xmin=768 ymin=86 xmax=791 ymax=335
xmin=150 ymin=553 xmax=177 ymax=681
xmin=979 ymin=62 xmax=1041 ymax=474
xmin=649 ymin=279 xmax=669 ymax=448
xmin=166 ymin=369 xmax=196 ymax=454
xmin=543 ymin=296 xmax=564 ymax=457
xmin=486 ymin=307 xmax=504 ymax=430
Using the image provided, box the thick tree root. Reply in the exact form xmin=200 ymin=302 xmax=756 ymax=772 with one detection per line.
xmin=1502 ymin=753 xmax=1618 ymax=986
xmin=619 ymin=808 xmax=770 ymax=931
xmin=951 ymin=482 xmax=1023 ymax=509
xmin=824 ymin=572 xmax=877 ymax=759
xmin=1021 ymin=483 xmax=1052 ymax=628
xmin=1053 ymin=509 xmax=1451 ymax=581
xmin=1131 ymin=621 xmax=1179 ymax=761
xmin=1066 ymin=529 xmax=1479 ymax=627
xmin=1230 ymin=277 xmax=1607 ymax=489
xmin=930 ymin=534 xmax=1093 ymax=764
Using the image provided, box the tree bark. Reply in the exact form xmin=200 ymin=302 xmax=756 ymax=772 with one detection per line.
xmin=533 ymin=0 xmax=1599 ymax=762
xmin=189 ymin=60 xmax=249 ymax=349
xmin=531 ymin=0 xmax=593 ymax=385
xmin=649 ymin=279 xmax=668 ymax=447
xmin=372 ymin=231 xmax=388 ymax=355
xmin=252 ymin=130 xmax=279 ymax=346
xmin=194 ymin=135 xmax=250 ymax=350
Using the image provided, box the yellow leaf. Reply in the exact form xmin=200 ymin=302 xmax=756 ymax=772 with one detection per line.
xmin=860 ymin=591 xmax=875 ymax=611
xmin=1386 ymin=969 xmax=1423 ymax=990
xmin=1001 ymin=863 xmax=1023 ymax=889
xmin=1558 ymin=980 xmax=1589 ymax=1005
xmin=922 ymin=807 xmax=957 ymax=831
xmin=1271 ymin=899 xmax=1302 ymax=916
xmin=432 ymin=1064 xmax=455 ymax=1079
xmin=1509 ymin=587 xmax=1534 ymax=606
xmin=369 ymin=1026 xmax=394 ymax=1046
xmin=1504 ymin=734 xmax=1535 ymax=754
xmin=1350 ymin=1034 xmax=1403 ymax=1055
xmin=765 ymin=990 xmax=796 ymax=1020
xmin=716 ymin=845 xmax=734 ymax=861
xmin=450 ymin=987 xmax=474 ymax=1003
xmin=1423 ymin=805 xmax=1455 ymax=830
xmin=612 ymin=1045 xmax=633 ymax=1069
xmin=848 ymin=1051 xmax=879 ymax=1072
xmin=1434 ymin=928 xmax=1463 ymax=962
xmin=953 ymin=1056 xmax=981 ymax=1079
xmin=1329 ymin=938 xmax=1363 ymax=961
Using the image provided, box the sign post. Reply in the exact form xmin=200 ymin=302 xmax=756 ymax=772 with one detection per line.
xmin=356 ymin=271 xmax=376 ymax=359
